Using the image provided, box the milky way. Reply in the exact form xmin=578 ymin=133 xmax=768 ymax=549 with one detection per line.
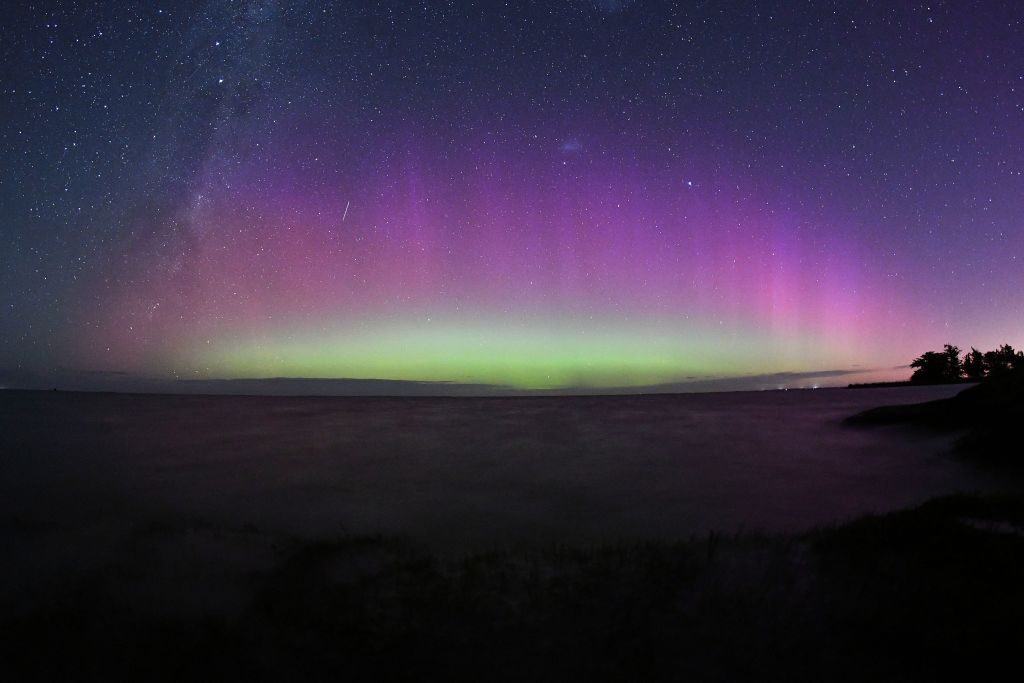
xmin=2 ymin=1 xmax=1023 ymax=391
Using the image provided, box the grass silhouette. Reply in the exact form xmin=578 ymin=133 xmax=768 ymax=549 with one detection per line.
xmin=4 ymin=494 xmax=1024 ymax=681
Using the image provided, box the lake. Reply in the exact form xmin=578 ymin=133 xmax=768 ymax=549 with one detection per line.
xmin=0 ymin=384 xmax=1011 ymax=551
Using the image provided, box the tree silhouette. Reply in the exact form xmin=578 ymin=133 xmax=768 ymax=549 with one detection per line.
xmin=982 ymin=344 xmax=1020 ymax=378
xmin=910 ymin=344 xmax=962 ymax=384
xmin=944 ymin=344 xmax=962 ymax=379
xmin=962 ymin=347 xmax=985 ymax=380
xmin=907 ymin=343 xmax=1022 ymax=384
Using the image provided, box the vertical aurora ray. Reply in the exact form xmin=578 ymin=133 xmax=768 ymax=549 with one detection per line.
xmin=77 ymin=145 xmax=950 ymax=388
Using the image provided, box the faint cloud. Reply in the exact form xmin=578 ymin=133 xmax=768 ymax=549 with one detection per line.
xmin=559 ymin=138 xmax=583 ymax=153
xmin=590 ymin=0 xmax=632 ymax=14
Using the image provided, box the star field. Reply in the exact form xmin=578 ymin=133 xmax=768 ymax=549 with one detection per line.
xmin=2 ymin=1 xmax=1022 ymax=390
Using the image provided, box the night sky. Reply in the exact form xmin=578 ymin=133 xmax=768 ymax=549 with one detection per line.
xmin=2 ymin=1 xmax=1022 ymax=392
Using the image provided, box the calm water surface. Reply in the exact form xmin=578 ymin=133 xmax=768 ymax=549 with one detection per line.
xmin=0 ymin=385 xmax=1013 ymax=549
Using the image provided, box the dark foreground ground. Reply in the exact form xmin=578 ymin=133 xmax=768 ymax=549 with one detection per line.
xmin=4 ymin=494 xmax=1024 ymax=681
xmin=2 ymin=386 xmax=1022 ymax=680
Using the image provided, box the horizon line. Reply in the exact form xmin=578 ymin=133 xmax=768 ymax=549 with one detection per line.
xmin=0 ymin=367 xmax=909 ymax=398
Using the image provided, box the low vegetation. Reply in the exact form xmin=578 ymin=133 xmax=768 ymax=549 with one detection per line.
xmin=4 ymin=495 xmax=1024 ymax=681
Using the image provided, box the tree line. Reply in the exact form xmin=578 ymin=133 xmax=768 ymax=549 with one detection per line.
xmin=910 ymin=344 xmax=1024 ymax=384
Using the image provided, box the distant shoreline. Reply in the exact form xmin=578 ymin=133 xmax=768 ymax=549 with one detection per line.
xmin=848 ymin=379 xmax=973 ymax=389
xmin=1 ymin=382 xmax=920 ymax=401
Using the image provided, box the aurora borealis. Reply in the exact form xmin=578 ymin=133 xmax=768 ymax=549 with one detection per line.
xmin=2 ymin=1 xmax=1023 ymax=392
